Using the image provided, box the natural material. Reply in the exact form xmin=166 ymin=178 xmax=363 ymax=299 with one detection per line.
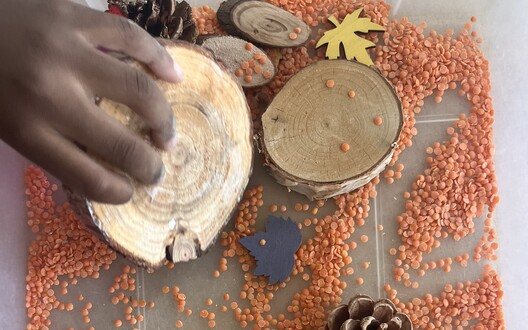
xmin=217 ymin=0 xmax=310 ymax=47
xmin=200 ymin=36 xmax=275 ymax=87
xmin=239 ymin=215 xmax=301 ymax=284
xmin=71 ymin=42 xmax=253 ymax=269
xmin=326 ymin=295 xmax=412 ymax=330
xmin=23 ymin=0 xmax=505 ymax=329
xmin=108 ymin=0 xmax=198 ymax=42
xmin=316 ymin=8 xmax=385 ymax=66
xmin=260 ymin=59 xmax=403 ymax=200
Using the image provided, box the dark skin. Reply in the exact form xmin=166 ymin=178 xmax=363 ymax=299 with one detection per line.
xmin=0 ymin=0 xmax=182 ymax=204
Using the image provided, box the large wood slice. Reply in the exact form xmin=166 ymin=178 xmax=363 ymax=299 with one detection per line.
xmin=217 ymin=0 xmax=310 ymax=47
xmin=260 ymin=60 xmax=403 ymax=200
xmin=71 ymin=42 xmax=253 ymax=269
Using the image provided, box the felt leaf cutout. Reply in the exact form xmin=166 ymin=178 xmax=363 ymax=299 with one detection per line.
xmin=316 ymin=8 xmax=385 ymax=66
xmin=239 ymin=215 xmax=302 ymax=284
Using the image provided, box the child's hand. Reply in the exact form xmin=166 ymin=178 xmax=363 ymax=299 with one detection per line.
xmin=0 ymin=0 xmax=183 ymax=204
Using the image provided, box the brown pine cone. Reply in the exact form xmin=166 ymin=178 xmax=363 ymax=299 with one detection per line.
xmin=107 ymin=0 xmax=198 ymax=42
xmin=326 ymin=295 xmax=413 ymax=330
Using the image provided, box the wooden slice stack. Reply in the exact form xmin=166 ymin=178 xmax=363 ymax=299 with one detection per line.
xmin=71 ymin=43 xmax=253 ymax=269
xmin=260 ymin=60 xmax=403 ymax=200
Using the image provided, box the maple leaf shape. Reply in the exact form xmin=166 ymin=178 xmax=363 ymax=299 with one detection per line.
xmin=239 ymin=216 xmax=302 ymax=284
xmin=316 ymin=8 xmax=385 ymax=66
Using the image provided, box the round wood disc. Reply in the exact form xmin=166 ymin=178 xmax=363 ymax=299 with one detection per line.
xmin=79 ymin=43 xmax=253 ymax=269
xmin=217 ymin=0 xmax=310 ymax=47
xmin=201 ymin=36 xmax=275 ymax=88
xmin=261 ymin=60 xmax=402 ymax=199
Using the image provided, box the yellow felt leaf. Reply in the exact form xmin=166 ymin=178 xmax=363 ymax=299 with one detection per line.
xmin=316 ymin=8 xmax=385 ymax=66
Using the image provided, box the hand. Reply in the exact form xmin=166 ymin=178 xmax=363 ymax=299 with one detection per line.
xmin=0 ymin=0 xmax=183 ymax=204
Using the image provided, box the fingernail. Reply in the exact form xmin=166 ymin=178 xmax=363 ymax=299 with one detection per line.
xmin=166 ymin=134 xmax=178 ymax=150
xmin=156 ymin=162 xmax=166 ymax=184
xmin=173 ymin=62 xmax=184 ymax=82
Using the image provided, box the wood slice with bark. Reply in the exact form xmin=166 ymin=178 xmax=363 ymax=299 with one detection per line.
xmin=260 ymin=60 xmax=403 ymax=200
xmin=200 ymin=36 xmax=275 ymax=88
xmin=70 ymin=42 xmax=253 ymax=269
xmin=217 ymin=0 xmax=310 ymax=47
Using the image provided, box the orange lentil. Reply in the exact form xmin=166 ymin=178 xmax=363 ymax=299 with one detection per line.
xmin=208 ymin=320 xmax=216 ymax=328
xmin=348 ymin=90 xmax=356 ymax=98
xmin=245 ymin=43 xmax=253 ymax=51
xmin=234 ymin=69 xmax=243 ymax=77
xmin=176 ymin=320 xmax=184 ymax=328
xmin=288 ymin=32 xmax=298 ymax=40
xmin=206 ymin=298 xmax=213 ymax=306
xmin=325 ymin=79 xmax=335 ymax=88
xmin=113 ymin=320 xmax=122 ymax=328
xmin=377 ymin=224 xmax=384 ymax=231
xmin=360 ymin=235 xmax=369 ymax=243
xmin=294 ymin=27 xmax=302 ymax=34
xmin=241 ymin=61 xmax=249 ymax=70
xmin=185 ymin=309 xmax=193 ymax=316
xmin=340 ymin=143 xmax=350 ymax=152
xmin=213 ymin=270 xmax=220 ymax=278
xmin=201 ymin=310 xmax=209 ymax=318
xmin=362 ymin=262 xmax=370 ymax=269
xmin=244 ymin=75 xmax=252 ymax=83
xmin=374 ymin=116 xmax=383 ymax=126
xmin=356 ymin=278 xmax=364 ymax=285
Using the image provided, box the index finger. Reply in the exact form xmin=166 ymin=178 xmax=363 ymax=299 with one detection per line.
xmin=77 ymin=6 xmax=183 ymax=83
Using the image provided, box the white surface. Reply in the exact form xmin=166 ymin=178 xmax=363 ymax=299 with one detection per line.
xmin=1 ymin=0 xmax=527 ymax=328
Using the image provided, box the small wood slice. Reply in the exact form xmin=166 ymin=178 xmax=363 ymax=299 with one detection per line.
xmin=201 ymin=36 xmax=275 ymax=88
xmin=72 ymin=42 xmax=253 ymax=269
xmin=261 ymin=60 xmax=403 ymax=200
xmin=217 ymin=0 xmax=310 ymax=47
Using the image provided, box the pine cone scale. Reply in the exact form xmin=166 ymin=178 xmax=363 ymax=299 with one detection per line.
xmin=326 ymin=295 xmax=413 ymax=330
xmin=107 ymin=0 xmax=197 ymax=43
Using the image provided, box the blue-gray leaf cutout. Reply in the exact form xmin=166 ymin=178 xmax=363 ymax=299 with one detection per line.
xmin=239 ymin=215 xmax=302 ymax=284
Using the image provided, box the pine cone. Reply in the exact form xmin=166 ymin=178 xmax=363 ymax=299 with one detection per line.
xmin=326 ymin=295 xmax=413 ymax=330
xmin=107 ymin=0 xmax=198 ymax=42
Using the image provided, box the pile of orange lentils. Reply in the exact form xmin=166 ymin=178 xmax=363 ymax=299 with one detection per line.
xmin=24 ymin=0 xmax=504 ymax=329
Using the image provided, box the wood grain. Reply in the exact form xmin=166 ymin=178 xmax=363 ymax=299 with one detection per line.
xmin=218 ymin=0 xmax=310 ymax=47
xmin=261 ymin=60 xmax=402 ymax=200
xmin=75 ymin=42 xmax=253 ymax=269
